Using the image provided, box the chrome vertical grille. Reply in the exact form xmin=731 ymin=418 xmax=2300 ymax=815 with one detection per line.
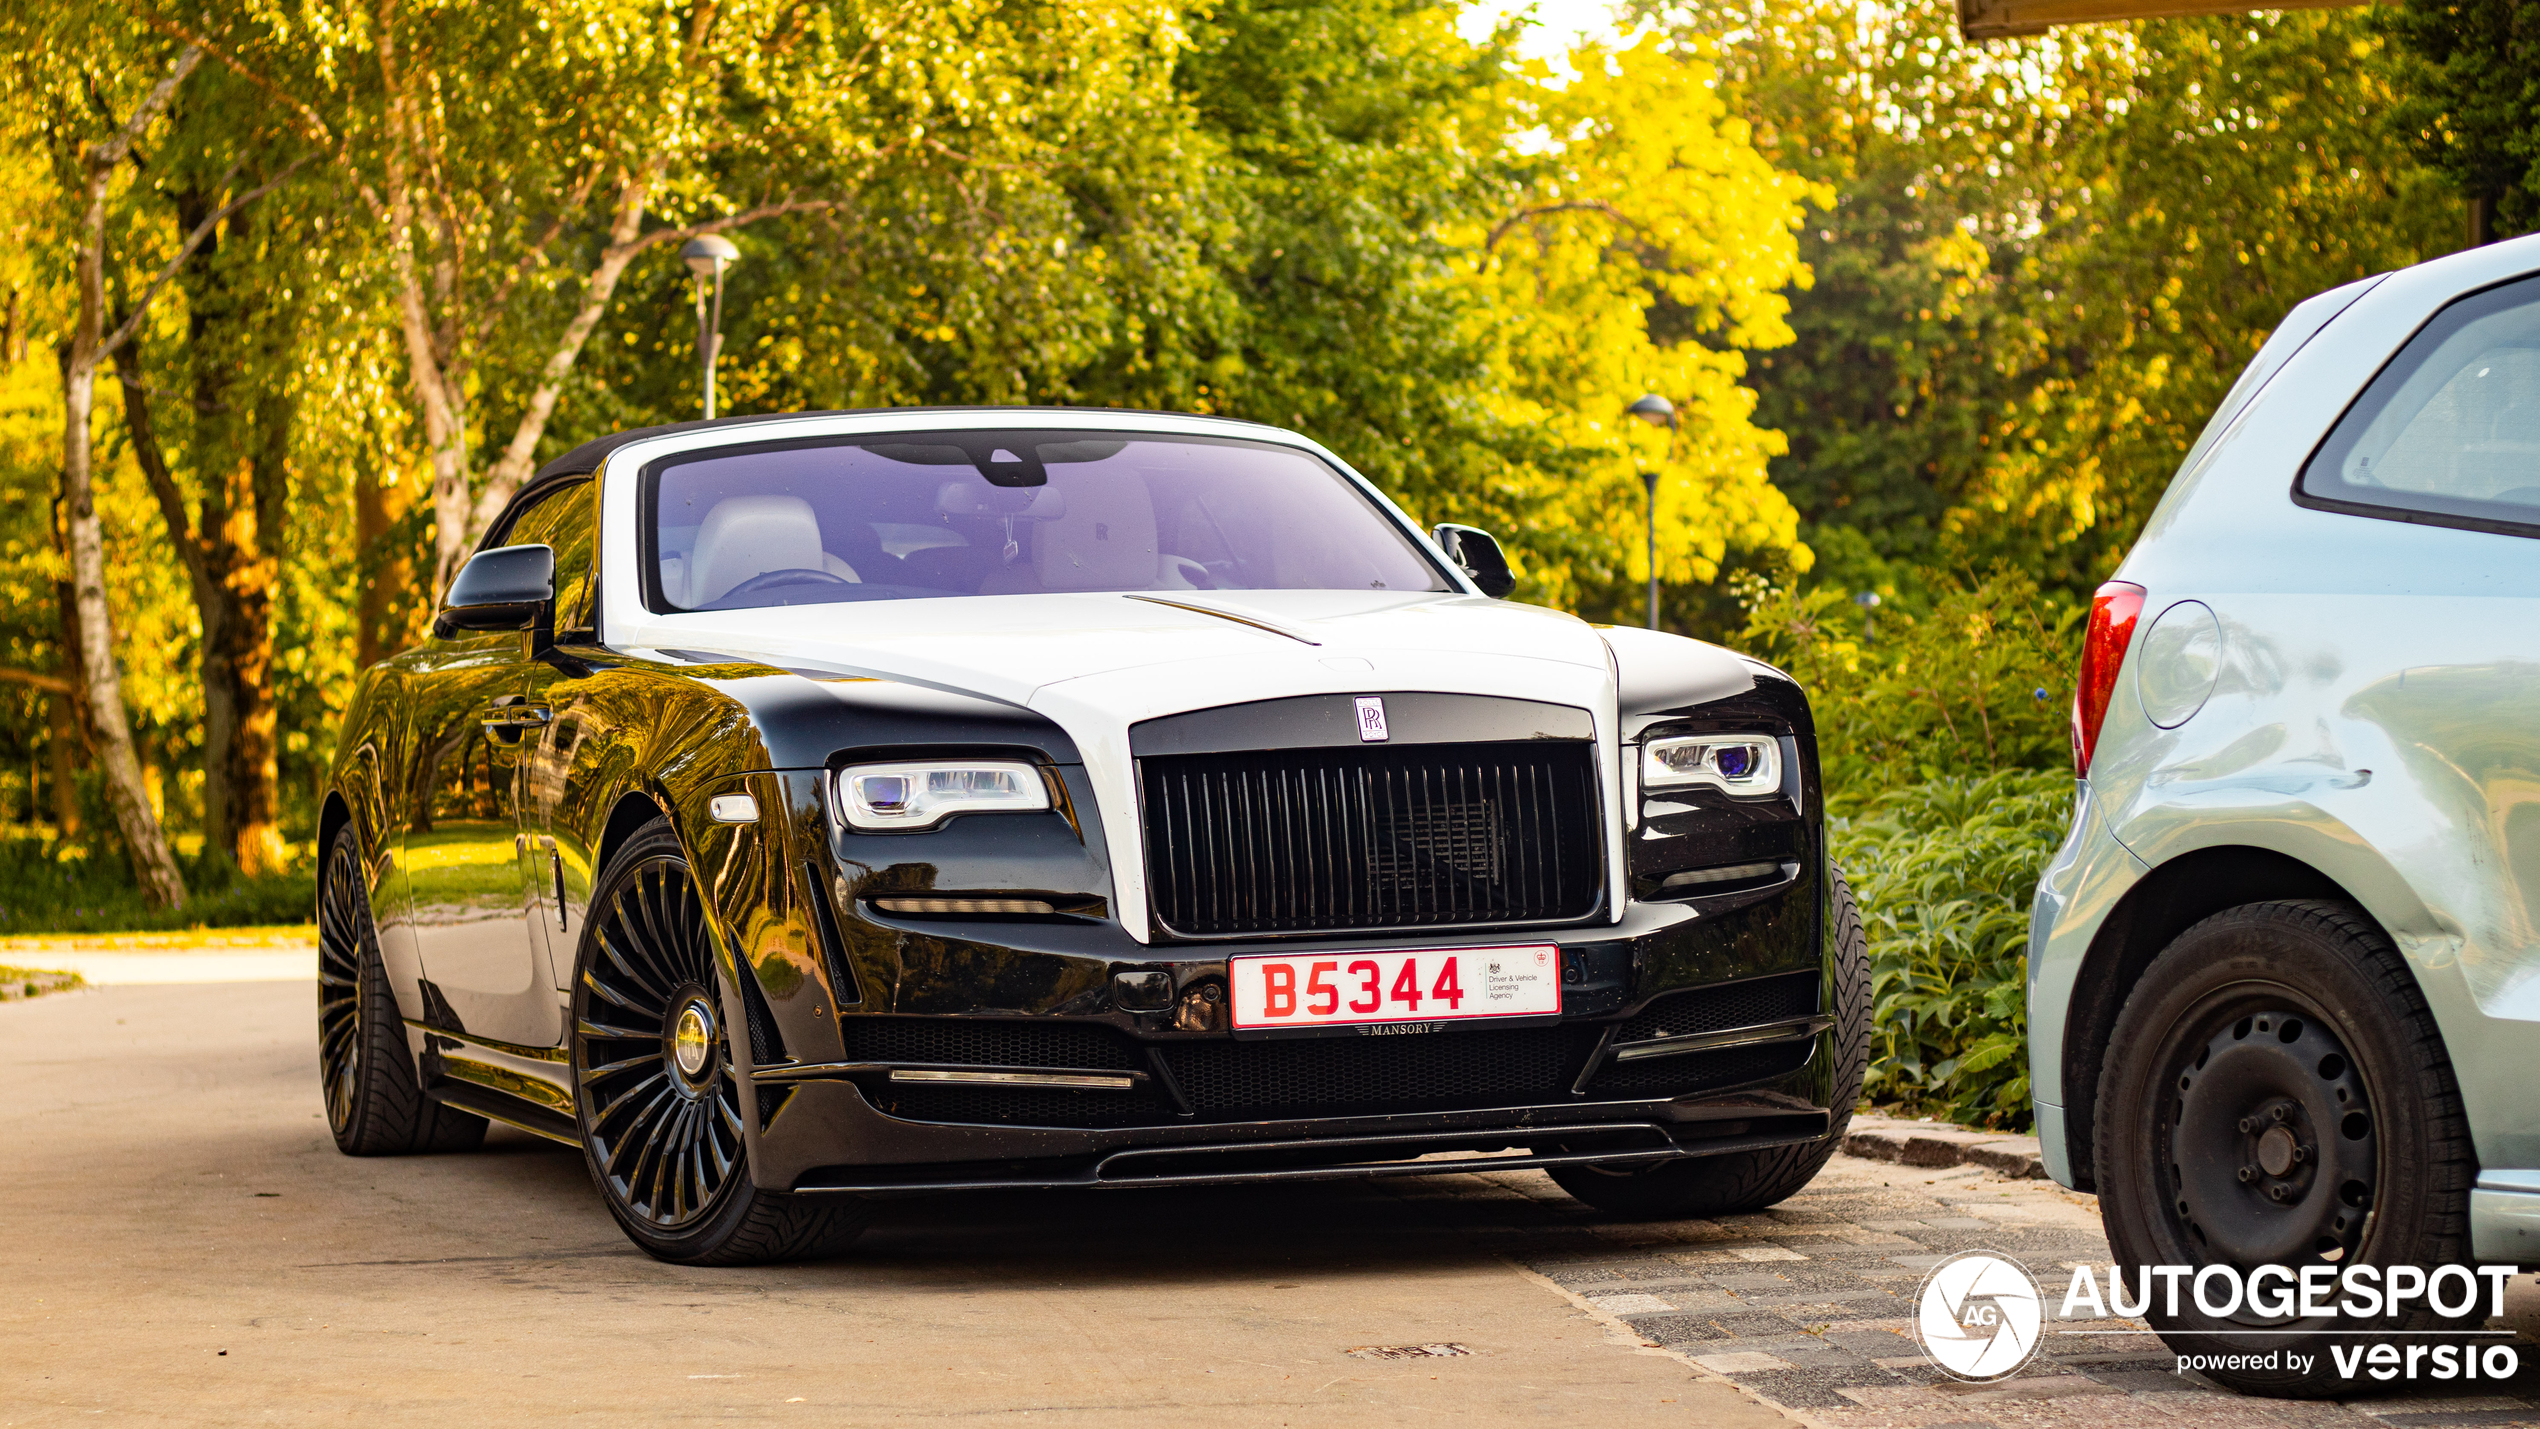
xmin=1139 ymin=740 xmax=1601 ymax=937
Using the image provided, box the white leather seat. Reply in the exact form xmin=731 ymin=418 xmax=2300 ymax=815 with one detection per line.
xmin=678 ymin=495 xmax=858 ymax=606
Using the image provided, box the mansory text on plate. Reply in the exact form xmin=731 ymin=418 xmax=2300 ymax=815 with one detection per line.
xmin=318 ymin=408 xmax=1869 ymax=1263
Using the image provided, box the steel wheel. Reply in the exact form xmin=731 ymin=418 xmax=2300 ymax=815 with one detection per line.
xmin=575 ymin=849 xmax=747 ymax=1233
xmin=316 ymin=835 xmax=368 ymax=1135
xmin=2095 ymin=900 xmax=2475 ymax=1398
xmin=2157 ymin=996 xmax=2376 ymax=1279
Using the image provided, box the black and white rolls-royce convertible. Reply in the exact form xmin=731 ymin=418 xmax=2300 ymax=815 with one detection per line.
xmin=317 ymin=409 xmax=1868 ymax=1264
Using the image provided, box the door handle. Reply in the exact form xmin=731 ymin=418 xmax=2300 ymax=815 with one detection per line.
xmin=481 ymin=703 xmax=551 ymax=740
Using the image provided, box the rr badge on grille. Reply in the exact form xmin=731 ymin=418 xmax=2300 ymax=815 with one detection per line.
xmin=1354 ymin=695 xmax=1390 ymax=742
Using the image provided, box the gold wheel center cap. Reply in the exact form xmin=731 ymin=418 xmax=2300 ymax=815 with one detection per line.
xmin=672 ymin=1005 xmax=713 ymax=1077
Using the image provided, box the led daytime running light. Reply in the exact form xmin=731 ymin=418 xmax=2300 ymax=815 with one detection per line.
xmin=836 ymin=760 xmax=1050 ymax=832
xmin=1641 ymin=735 xmax=1781 ymax=795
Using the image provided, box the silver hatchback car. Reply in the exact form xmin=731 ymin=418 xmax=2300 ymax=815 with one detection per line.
xmin=2029 ymin=235 xmax=2540 ymax=1395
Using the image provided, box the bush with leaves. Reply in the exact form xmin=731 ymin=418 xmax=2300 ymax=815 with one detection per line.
xmin=1735 ymin=565 xmax=2081 ymax=1128
xmin=1733 ymin=564 xmax=2080 ymax=806
xmin=1833 ymin=768 xmax=2071 ymax=1130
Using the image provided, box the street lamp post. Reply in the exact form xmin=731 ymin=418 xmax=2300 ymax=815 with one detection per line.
xmin=681 ymin=234 xmax=741 ymax=420
xmin=1627 ymin=393 xmax=1677 ymax=631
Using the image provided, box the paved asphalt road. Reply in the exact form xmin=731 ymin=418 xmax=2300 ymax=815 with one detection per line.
xmin=11 ymin=979 xmax=2540 ymax=1427
xmin=0 ymin=981 xmax=1781 ymax=1426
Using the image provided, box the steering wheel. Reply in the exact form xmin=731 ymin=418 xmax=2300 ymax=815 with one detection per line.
xmin=716 ymin=568 xmax=855 ymax=601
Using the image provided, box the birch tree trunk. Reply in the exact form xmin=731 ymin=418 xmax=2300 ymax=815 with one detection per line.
xmin=62 ymin=55 xmax=196 ymax=907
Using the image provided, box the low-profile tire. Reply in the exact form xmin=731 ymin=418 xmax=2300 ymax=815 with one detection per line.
xmin=2094 ymin=900 xmax=2476 ymax=1399
xmin=1550 ymin=864 xmax=1870 ymax=1218
xmin=317 ymin=824 xmax=487 ymax=1155
xmin=571 ymin=820 xmax=868 ymax=1266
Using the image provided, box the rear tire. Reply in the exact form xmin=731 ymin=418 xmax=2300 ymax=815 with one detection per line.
xmin=1551 ymin=865 xmax=1870 ymax=1218
xmin=572 ymin=820 xmax=868 ymax=1265
xmin=317 ymin=824 xmax=488 ymax=1155
xmin=2094 ymin=900 xmax=2476 ymax=1398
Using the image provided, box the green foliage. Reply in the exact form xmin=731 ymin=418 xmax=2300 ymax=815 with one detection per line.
xmin=1833 ymin=768 xmax=2072 ymax=1129
xmin=1734 ymin=565 xmax=2080 ymax=806
xmin=2382 ymin=0 xmax=2540 ymax=233
xmin=1659 ymin=0 xmax=2459 ymax=598
xmin=1752 ymin=562 xmax=2080 ymax=1128
xmin=0 ymin=965 xmax=86 ymax=1001
xmin=0 ymin=837 xmax=312 ymax=933
xmin=0 ymin=1 xmax=1832 ymax=926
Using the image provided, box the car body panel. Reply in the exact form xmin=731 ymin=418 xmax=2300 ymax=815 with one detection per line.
xmin=2029 ymin=235 xmax=2540 ymax=1253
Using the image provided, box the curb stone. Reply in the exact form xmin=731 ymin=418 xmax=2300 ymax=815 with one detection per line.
xmin=1842 ymin=1113 xmax=2047 ymax=1180
xmin=0 ymin=967 xmax=85 ymax=1002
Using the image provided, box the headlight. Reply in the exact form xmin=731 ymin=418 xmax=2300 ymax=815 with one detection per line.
xmin=835 ymin=760 xmax=1050 ymax=832
xmin=1641 ymin=735 xmax=1781 ymax=796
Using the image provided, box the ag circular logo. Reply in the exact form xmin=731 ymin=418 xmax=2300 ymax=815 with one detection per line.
xmin=1915 ymin=1250 xmax=2044 ymax=1380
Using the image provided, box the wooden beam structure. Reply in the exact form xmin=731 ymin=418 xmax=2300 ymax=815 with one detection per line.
xmin=1958 ymin=0 xmax=2358 ymax=40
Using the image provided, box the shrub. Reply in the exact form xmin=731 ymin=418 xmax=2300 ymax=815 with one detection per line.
xmin=1733 ymin=565 xmax=2080 ymax=807
xmin=1736 ymin=565 xmax=2085 ymax=1129
xmin=1831 ymin=768 xmax=2072 ymax=1130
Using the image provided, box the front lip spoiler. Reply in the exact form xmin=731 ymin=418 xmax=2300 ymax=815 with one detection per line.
xmin=1609 ymin=1014 xmax=1834 ymax=1063
xmin=787 ymin=1111 xmax=1830 ymax=1194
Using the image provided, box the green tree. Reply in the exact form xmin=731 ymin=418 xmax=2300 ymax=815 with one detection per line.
xmin=2384 ymin=0 xmax=2540 ymax=238
xmin=1659 ymin=0 xmax=2455 ymax=598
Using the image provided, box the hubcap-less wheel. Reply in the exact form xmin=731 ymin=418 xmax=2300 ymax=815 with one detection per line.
xmin=2165 ymin=1002 xmax=2375 ymax=1276
xmin=576 ymin=856 xmax=746 ymax=1233
xmin=2096 ymin=901 xmax=2476 ymax=1400
xmin=316 ymin=837 xmax=368 ymax=1135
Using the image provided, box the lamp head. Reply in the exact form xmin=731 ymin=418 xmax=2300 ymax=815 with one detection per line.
xmin=1627 ymin=393 xmax=1676 ymax=429
xmin=681 ymin=234 xmax=741 ymax=279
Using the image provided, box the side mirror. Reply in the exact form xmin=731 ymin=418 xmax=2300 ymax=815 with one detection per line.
xmin=1431 ymin=524 xmax=1515 ymax=598
xmin=434 ymin=544 xmax=556 ymax=639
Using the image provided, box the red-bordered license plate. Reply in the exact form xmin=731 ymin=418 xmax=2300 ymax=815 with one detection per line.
xmin=1228 ymin=945 xmax=1562 ymax=1035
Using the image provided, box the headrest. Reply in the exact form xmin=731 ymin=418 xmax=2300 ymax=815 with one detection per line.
xmin=1034 ymin=468 xmax=1157 ymax=591
xmin=686 ymin=494 xmax=825 ymax=606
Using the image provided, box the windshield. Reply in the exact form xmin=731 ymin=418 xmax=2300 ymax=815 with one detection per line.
xmin=644 ymin=430 xmax=1450 ymax=611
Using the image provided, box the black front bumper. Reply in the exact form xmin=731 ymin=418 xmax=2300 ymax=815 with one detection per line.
xmin=734 ymin=864 xmax=1840 ymax=1193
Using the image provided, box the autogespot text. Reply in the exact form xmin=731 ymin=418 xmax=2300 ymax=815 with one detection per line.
xmin=2056 ymin=1262 xmax=2525 ymax=1383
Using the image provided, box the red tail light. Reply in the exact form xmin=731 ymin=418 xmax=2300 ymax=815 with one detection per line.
xmin=2071 ymin=580 xmax=2147 ymax=776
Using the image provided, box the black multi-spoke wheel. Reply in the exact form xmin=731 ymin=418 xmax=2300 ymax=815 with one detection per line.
xmin=2097 ymin=900 xmax=2475 ymax=1398
xmin=571 ymin=820 xmax=867 ymax=1264
xmin=316 ymin=824 xmax=487 ymax=1155
xmin=317 ymin=835 xmax=367 ymax=1133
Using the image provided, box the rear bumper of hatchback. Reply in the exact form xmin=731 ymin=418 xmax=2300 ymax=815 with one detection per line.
xmin=2026 ymin=780 xmax=2151 ymax=1187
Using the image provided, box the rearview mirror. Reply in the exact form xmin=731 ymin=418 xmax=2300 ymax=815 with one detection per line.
xmin=1431 ymin=524 xmax=1515 ymax=598
xmin=434 ymin=544 xmax=556 ymax=638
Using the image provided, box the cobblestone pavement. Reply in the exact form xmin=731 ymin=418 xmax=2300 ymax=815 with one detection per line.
xmin=1385 ymin=1153 xmax=2540 ymax=1428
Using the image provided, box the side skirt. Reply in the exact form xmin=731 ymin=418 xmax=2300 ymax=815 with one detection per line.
xmin=426 ymin=1082 xmax=579 ymax=1147
xmin=407 ymin=1019 xmax=579 ymax=1147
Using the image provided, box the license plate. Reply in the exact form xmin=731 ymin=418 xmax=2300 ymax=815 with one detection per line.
xmin=1228 ymin=945 xmax=1562 ymax=1032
